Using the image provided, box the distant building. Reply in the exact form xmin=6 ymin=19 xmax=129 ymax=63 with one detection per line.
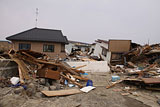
xmin=0 ymin=41 xmax=12 ymax=53
xmin=6 ymin=28 xmax=68 ymax=59
xmin=65 ymin=40 xmax=91 ymax=55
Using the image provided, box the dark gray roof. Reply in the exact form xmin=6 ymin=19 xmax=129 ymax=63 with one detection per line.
xmin=6 ymin=28 xmax=68 ymax=44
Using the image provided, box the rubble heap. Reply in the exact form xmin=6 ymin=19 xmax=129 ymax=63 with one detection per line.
xmin=108 ymin=44 xmax=160 ymax=91
xmin=124 ymin=44 xmax=160 ymax=66
xmin=0 ymin=49 xmax=89 ymax=97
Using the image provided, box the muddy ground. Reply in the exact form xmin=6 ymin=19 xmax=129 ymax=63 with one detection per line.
xmin=0 ymin=72 xmax=159 ymax=107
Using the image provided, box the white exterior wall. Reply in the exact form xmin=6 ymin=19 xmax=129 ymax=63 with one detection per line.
xmin=65 ymin=42 xmax=89 ymax=54
xmin=92 ymin=42 xmax=108 ymax=57
xmin=81 ymin=47 xmax=86 ymax=52
xmin=89 ymin=44 xmax=95 ymax=53
xmin=92 ymin=42 xmax=102 ymax=57
xmin=67 ymin=61 xmax=110 ymax=72
xmin=101 ymin=51 xmax=111 ymax=63
xmin=91 ymin=41 xmax=111 ymax=63
xmin=65 ymin=43 xmax=75 ymax=54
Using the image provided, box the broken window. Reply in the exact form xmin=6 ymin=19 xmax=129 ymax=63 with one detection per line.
xmin=111 ymin=53 xmax=123 ymax=60
xmin=43 ymin=44 xmax=54 ymax=52
xmin=102 ymin=48 xmax=107 ymax=57
xmin=19 ymin=43 xmax=31 ymax=50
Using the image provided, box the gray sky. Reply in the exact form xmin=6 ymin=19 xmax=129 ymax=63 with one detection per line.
xmin=0 ymin=0 xmax=160 ymax=44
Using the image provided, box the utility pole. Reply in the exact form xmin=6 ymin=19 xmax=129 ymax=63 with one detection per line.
xmin=35 ymin=8 xmax=39 ymax=27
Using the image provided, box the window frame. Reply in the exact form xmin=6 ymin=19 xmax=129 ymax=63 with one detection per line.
xmin=19 ymin=43 xmax=31 ymax=50
xmin=43 ymin=44 xmax=54 ymax=52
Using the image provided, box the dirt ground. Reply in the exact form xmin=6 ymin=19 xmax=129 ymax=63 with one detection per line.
xmin=0 ymin=72 xmax=159 ymax=107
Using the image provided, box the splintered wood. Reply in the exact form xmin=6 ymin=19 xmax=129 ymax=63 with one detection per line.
xmin=8 ymin=53 xmax=29 ymax=80
xmin=8 ymin=49 xmax=87 ymax=88
xmin=106 ymin=80 xmax=124 ymax=89
xmin=60 ymin=73 xmax=83 ymax=88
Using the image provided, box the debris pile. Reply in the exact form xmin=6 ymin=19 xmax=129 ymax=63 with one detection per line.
xmin=108 ymin=44 xmax=160 ymax=91
xmin=124 ymin=44 xmax=160 ymax=66
xmin=0 ymin=49 xmax=90 ymax=97
xmin=67 ymin=50 xmax=98 ymax=61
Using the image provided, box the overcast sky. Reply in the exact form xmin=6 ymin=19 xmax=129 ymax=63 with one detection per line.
xmin=0 ymin=0 xmax=160 ymax=44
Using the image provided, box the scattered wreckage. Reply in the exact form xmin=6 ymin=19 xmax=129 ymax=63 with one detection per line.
xmin=107 ymin=44 xmax=160 ymax=91
xmin=1 ymin=43 xmax=160 ymax=99
xmin=0 ymin=49 xmax=95 ymax=97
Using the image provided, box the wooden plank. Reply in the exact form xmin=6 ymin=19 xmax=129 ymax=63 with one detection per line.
xmin=59 ymin=62 xmax=79 ymax=76
xmin=72 ymin=75 xmax=88 ymax=81
xmin=22 ymin=51 xmax=38 ymax=61
xmin=72 ymin=69 xmax=85 ymax=74
xmin=41 ymin=88 xmax=82 ymax=97
xmin=127 ymin=62 xmax=137 ymax=68
xmin=145 ymin=87 xmax=160 ymax=91
xmin=21 ymin=51 xmax=61 ymax=66
xmin=106 ymin=80 xmax=123 ymax=89
xmin=21 ymin=52 xmax=79 ymax=76
xmin=72 ymin=65 xmax=87 ymax=70
xmin=45 ymin=69 xmax=60 ymax=80
xmin=9 ymin=54 xmax=29 ymax=79
xmin=124 ymin=78 xmax=142 ymax=82
xmin=142 ymin=78 xmax=160 ymax=84
xmin=60 ymin=73 xmax=83 ymax=88
xmin=17 ymin=54 xmax=43 ymax=70
xmin=18 ymin=66 xmax=24 ymax=84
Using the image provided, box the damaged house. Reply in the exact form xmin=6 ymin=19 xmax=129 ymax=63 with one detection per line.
xmin=109 ymin=40 xmax=131 ymax=64
xmin=89 ymin=39 xmax=111 ymax=62
xmin=90 ymin=39 xmax=139 ymax=64
xmin=65 ymin=40 xmax=91 ymax=55
xmin=6 ymin=28 xmax=68 ymax=59
xmin=109 ymin=40 xmax=140 ymax=64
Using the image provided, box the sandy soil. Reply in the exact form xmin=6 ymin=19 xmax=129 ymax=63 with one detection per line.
xmin=0 ymin=72 xmax=158 ymax=107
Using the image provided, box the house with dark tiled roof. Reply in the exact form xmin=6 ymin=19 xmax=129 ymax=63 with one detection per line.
xmin=6 ymin=27 xmax=68 ymax=59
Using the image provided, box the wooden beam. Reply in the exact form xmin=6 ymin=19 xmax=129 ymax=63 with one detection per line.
xmin=72 ymin=65 xmax=87 ymax=70
xmin=72 ymin=75 xmax=88 ymax=81
xmin=9 ymin=54 xmax=30 ymax=79
xmin=106 ymin=80 xmax=123 ymax=89
xmin=18 ymin=66 xmax=24 ymax=84
xmin=59 ymin=62 xmax=79 ymax=76
xmin=60 ymin=73 xmax=83 ymax=88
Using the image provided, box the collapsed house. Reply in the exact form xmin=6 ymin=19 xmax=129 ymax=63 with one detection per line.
xmin=65 ymin=40 xmax=91 ymax=55
xmin=6 ymin=28 xmax=69 ymax=59
xmin=89 ymin=39 xmax=140 ymax=64
xmin=109 ymin=40 xmax=131 ymax=64
xmin=89 ymin=39 xmax=111 ymax=62
xmin=108 ymin=43 xmax=160 ymax=90
xmin=109 ymin=40 xmax=140 ymax=64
